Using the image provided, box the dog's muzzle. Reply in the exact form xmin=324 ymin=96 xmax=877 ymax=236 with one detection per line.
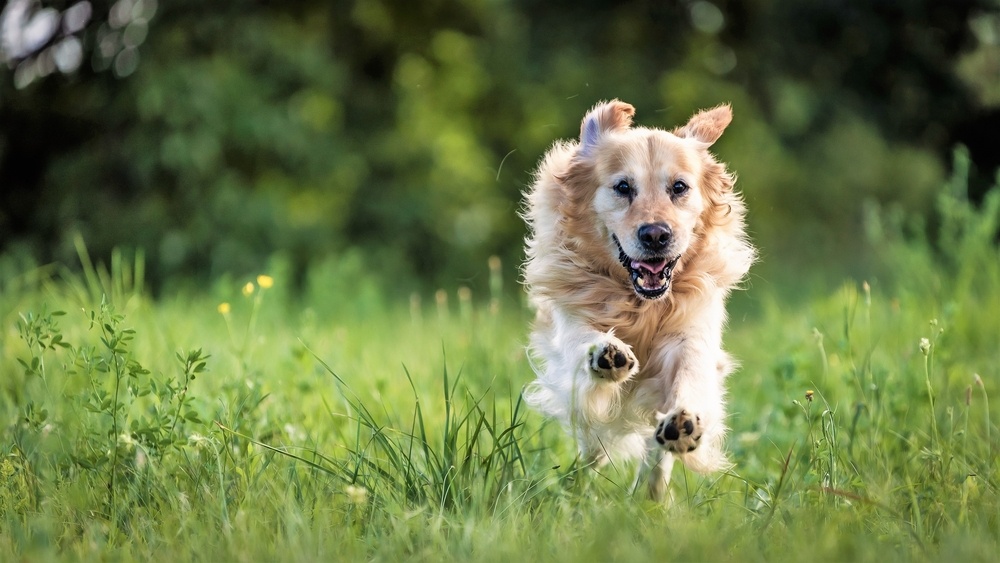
xmin=613 ymin=235 xmax=679 ymax=300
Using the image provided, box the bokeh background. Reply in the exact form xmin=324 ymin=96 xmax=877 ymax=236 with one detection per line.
xmin=1 ymin=0 xmax=998 ymax=297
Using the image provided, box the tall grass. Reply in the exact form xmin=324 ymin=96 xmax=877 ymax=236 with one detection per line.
xmin=0 ymin=151 xmax=998 ymax=561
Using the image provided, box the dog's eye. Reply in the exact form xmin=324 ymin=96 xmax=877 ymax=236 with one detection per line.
xmin=671 ymin=180 xmax=689 ymax=196
xmin=613 ymin=179 xmax=632 ymax=197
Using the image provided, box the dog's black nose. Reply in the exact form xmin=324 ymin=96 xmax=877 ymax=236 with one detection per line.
xmin=637 ymin=223 xmax=672 ymax=252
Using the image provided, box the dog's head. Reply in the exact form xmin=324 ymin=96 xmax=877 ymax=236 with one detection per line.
xmin=562 ymin=100 xmax=734 ymax=300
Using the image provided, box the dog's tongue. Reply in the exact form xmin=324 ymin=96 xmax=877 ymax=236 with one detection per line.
xmin=631 ymin=259 xmax=669 ymax=275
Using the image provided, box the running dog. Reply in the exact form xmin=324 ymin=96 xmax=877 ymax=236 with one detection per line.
xmin=521 ymin=100 xmax=754 ymax=500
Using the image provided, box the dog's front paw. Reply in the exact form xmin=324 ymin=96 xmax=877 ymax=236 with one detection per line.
xmin=654 ymin=409 xmax=703 ymax=453
xmin=587 ymin=336 xmax=638 ymax=383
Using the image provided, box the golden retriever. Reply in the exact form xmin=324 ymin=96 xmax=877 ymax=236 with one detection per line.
xmin=522 ymin=100 xmax=754 ymax=500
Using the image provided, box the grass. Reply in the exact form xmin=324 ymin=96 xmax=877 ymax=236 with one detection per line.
xmin=1 ymin=158 xmax=998 ymax=561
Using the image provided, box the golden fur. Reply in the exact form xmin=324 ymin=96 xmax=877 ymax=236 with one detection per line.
xmin=521 ymin=100 xmax=754 ymax=500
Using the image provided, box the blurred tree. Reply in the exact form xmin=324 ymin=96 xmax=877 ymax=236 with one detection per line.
xmin=0 ymin=0 xmax=153 ymax=265
xmin=0 ymin=0 xmax=997 ymax=293
xmin=725 ymin=0 xmax=999 ymax=193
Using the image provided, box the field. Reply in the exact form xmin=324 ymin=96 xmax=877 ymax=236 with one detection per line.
xmin=1 ymin=179 xmax=999 ymax=562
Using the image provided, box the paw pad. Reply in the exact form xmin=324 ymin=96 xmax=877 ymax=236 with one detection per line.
xmin=589 ymin=341 xmax=637 ymax=382
xmin=596 ymin=349 xmax=629 ymax=370
xmin=655 ymin=410 xmax=703 ymax=453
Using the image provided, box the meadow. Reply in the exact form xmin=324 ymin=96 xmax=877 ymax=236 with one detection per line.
xmin=1 ymin=166 xmax=998 ymax=562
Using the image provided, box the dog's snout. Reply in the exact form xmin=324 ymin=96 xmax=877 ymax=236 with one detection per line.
xmin=637 ymin=223 xmax=672 ymax=252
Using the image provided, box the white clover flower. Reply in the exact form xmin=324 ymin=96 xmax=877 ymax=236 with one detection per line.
xmin=345 ymin=484 xmax=368 ymax=505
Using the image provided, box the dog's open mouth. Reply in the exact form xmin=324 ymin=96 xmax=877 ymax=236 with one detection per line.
xmin=614 ymin=236 xmax=679 ymax=299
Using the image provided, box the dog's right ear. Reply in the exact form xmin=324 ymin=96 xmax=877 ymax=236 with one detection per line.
xmin=675 ymin=104 xmax=732 ymax=146
xmin=579 ymin=100 xmax=635 ymax=157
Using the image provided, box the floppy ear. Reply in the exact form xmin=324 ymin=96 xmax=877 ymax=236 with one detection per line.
xmin=579 ymin=99 xmax=635 ymax=156
xmin=675 ymin=104 xmax=732 ymax=145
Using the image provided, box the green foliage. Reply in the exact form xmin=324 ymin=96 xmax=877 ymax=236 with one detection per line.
xmin=864 ymin=146 xmax=1000 ymax=352
xmin=221 ymin=355 xmax=530 ymax=515
xmin=4 ymin=286 xmax=219 ymax=542
xmin=15 ymin=308 xmax=69 ymax=379
xmin=2 ymin=1 xmax=995 ymax=292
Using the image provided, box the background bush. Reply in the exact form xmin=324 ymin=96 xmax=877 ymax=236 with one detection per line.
xmin=1 ymin=0 xmax=998 ymax=294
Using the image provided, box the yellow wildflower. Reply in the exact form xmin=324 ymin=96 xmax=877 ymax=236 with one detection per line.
xmin=242 ymin=282 xmax=255 ymax=297
xmin=217 ymin=302 xmax=231 ymax=314
xmin=256 ymin=275 xmax=274 ymax=289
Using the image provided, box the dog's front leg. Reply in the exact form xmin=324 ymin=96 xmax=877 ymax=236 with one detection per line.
xmin=528 ymin=308 xmax=640 ymax=461
xmin=632 ymin=448 xmax=676 ymax=502
xmin=652 ymin=335 xmax=729 ymax=473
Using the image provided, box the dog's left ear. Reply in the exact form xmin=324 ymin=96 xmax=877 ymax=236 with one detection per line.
xmin=675 ymin=104 xmax=732 ymax=146
xmin=579 ymin=100 xmax=635 ymax=156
